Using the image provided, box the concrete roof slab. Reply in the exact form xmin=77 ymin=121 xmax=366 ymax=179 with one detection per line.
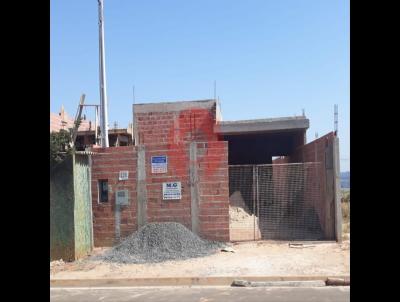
xmin=215 ymin=116 xmax=309 ymax=135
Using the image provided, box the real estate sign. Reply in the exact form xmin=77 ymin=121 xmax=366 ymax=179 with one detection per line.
xmin=162 ymin=181 xmax=181 ymax=200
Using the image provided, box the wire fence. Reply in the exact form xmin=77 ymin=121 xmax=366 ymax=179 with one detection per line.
xmin=229 ymin=162 xmax=324 ymax=241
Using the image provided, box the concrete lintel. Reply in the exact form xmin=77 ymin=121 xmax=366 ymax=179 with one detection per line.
xmin=134 ymin=99 xmax=216 ymax=114
xmin=215 ymin=117 xmax=309 ymax=135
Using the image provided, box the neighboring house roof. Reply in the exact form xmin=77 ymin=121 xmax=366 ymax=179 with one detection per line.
xmin=50 ymin=108 xmax=92 ymax=133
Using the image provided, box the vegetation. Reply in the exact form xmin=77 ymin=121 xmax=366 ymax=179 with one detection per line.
xmin=341 ymin=190 xmax=350 ymax=203
xmin=50 ymin=130 xmax=73 ymax=167
xmin=341 ymin=189 xmax=350 ymax=238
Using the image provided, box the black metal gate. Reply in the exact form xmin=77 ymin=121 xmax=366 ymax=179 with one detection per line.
xmin=229 ymin=162 xmax=325 ymax=241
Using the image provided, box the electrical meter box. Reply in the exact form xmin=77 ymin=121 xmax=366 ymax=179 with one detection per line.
xmin=115 ymin=190 xmax=129 ymax=206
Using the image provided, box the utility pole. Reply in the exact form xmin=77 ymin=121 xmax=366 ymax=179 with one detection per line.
xmin=98 ymin=0 xmax=109 ymax=147
xmin=71 ymin=94 xmax=86 ymax=148
xmin=334 ymin=104 xmax=338 ymax=136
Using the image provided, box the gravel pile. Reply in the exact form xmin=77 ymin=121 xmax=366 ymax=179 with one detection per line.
xmin=96 ymin=222 xmax=225 ymax=264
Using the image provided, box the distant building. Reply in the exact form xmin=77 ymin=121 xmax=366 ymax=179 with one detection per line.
xmin=50 ymin=106 xmax=133 ymax=150
xmin=50 ymin=105 xmax=92 ymax=133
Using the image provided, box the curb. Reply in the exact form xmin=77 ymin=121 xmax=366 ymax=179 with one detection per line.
xmin=231 ymin=280 xmax=326 ymax=287
xmin=50 ymin=275 xmax=349 ymax=287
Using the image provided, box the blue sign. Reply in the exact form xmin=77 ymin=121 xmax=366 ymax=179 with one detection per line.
xmin=152 ymin=156 xmax=167 ymax=164
xmin=151 ymin=155 xmax=167 ymax=173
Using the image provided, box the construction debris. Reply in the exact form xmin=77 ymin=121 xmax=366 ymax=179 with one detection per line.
xmin=221 ymin=247 xmax=235 ymax=253
xmin=50 ymin=259 xmax=65 ymax=268
xmin=95 ymin=222 xmax=225 ymax=264
xmin=326 ymin=277 xmax=350 ymax=286
xmin=289 ymin=243 xmax=316 ymax=248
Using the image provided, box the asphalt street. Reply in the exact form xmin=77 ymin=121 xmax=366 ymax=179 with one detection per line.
xmin=50 ymin=286 xmax=350 ymax=302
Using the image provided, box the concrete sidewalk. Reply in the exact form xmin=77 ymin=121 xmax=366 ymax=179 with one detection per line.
xmin=51 ymin=241 xmax=349 ymax=288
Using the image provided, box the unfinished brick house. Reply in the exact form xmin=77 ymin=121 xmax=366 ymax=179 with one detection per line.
xmin=50 ymin=106 xmax=133 ymax=150
xmin=90 ymin=99 xmax=341 ymax=246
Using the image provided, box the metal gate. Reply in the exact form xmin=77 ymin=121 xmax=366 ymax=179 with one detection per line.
xmin=229 ymin=162 xmax=325 ymax=241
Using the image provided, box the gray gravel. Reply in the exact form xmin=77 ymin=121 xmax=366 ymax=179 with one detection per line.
xmin=95 ymin=222 xmax=226 ymax=264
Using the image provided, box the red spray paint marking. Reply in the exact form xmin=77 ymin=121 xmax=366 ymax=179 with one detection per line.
xmin=166 ymin=108 xmax=224 ymax=178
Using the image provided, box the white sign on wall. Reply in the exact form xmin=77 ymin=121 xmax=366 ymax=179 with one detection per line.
xmin=119 ymin=170 xmax=129 ymax=180
xmin=151 ymin=155 xmax=168 ymax=173
xmin=162 ymin=181 xmax=182 ymax=200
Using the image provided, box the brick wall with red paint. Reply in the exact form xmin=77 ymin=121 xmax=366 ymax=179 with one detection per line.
xmin=197 ymin=141 xmax=230 ymax=241
xmin=142 ymin=141 xmax=229 ymax=241
xmin=91 ymin=146 xmax=137 ymax=246
xmin=135 ymin=105 xmax=217 ymax=145
xmin=90 ymin=105 xmax=230 ymax=246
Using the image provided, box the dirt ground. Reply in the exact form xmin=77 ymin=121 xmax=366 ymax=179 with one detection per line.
xmin=50 ymin=240 xmax=349 ymax=279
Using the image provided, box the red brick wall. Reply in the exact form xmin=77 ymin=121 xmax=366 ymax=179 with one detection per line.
xmin=198 ymin=141 xmax=230 ymax=241
xmin=289 ymin=132 xmax=334 ymax=163
xmin=90 ymin=127 xmax=230 ymax=245
xmin=135 ymin=106 xmax=217 ymax=145
xmin=271 ymin=157 xmax=290 ymax=207
xmin=90 ymin=103 xmax=230 ymax=246
xmin=281 ymin=132 xmax=336 ymax=239
xmin=143 ymin=141 xmax=230 ymax=242
xmin=145 ymin=143 xmax=192 ymax=229
xmin=290 ymin=132 xmax=334 ymax=213
xmin=91 ymin=146 xmax=137 ymax=246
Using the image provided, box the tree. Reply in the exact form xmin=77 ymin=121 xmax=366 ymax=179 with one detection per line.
xmin=50 ymin=129 xmax=73 ymax=167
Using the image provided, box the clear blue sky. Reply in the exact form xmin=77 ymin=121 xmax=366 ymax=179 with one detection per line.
xmin=51 ymin=0 xmax=349 ymax=171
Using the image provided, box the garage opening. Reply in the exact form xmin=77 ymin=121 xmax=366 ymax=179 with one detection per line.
xmin=228 ymin=162 xmax=324 ymax=241
xmin=216 ymin=117 xmax=329 ymax=241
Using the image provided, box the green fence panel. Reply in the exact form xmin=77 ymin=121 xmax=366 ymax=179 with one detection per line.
xmin=73 ymin=154 xmax=93 ymax=259
xmin=50 ymin=156 xmax=75 ymax=261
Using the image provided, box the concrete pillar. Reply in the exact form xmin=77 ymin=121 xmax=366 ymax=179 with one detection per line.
xmin=324 ymin=139 xmax=335 ymax=239
xmin=333 ymin=136 xmax=342 ymax=242
xmin=189 ymin=142 xmax=200 ymax=234
xmin=137 ymin=145 xmax=147 ymax=227
xmin=115 ymin=204 xmax=121 ymax=242
xmin=88 ymin=154 xmax=94 ymax=249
